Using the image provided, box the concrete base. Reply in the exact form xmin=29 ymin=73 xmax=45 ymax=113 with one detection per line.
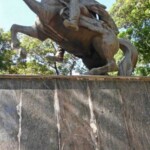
xmin=0 ymin=75 xmax=150 ymax=150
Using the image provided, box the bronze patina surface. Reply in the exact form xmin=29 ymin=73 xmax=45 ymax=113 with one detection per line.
xmin=11 ymin=0 xmax=138 ymax=75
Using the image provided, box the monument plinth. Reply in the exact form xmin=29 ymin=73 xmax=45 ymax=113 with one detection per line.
xmin=0 ymin=75 xmax=149 ymax=150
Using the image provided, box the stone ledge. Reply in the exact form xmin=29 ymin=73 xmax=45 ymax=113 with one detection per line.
xmin=0 ymin=74 xmax=149 ymax=81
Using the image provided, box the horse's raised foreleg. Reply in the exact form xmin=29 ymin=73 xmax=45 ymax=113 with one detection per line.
xmin=87 ymin=35 xmax=118 ymax=75
xmin=11 ymin=24 xmax=38 ymax=48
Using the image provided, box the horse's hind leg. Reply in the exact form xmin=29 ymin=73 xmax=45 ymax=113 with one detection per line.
xmin=88 ymin=36 xmax=118 ymax=75
xmin=11 ymin=24 xmax=38 ymax=48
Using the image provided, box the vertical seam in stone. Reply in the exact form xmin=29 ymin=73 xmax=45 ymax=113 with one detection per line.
xmin=87 ymin=84 xmax=99 ymax=150
xmin=16 ymin=90 xmax=22 ymax=150
xmin=119 ymin=92 xmax=135 ymax=150
xmin=54 ymin=82 xmax=61 ymax=150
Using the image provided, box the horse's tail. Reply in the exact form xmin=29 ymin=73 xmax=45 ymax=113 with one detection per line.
xmin=118 ymin=38 xmax=138 ymax=76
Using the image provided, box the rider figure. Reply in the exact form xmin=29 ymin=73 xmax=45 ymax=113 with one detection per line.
xmin=52 ymin=0 xmax=80 ymax=61
xmin=56 ymin=0 xmax=118 ymax=60
xmin=63 ymin=0 xmax=80 ymax=31
xmin=62 ymin=0 xmax=106 ymax=31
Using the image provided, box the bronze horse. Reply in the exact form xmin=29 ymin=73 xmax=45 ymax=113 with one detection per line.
xmin=11 ymin=0 xmax=138 ymax=75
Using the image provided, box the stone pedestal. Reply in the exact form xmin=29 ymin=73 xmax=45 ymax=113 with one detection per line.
xmin=0 ymin=75 xmax=150 ymax=150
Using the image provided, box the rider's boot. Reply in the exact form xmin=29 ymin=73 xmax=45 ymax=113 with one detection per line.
xmin=55 ymin=48 xmax=65 ymax=62
xmin=46 ymin=47 xmax=65 ymax=62
xmin=63 ymin=19 xmax=79 ymax=31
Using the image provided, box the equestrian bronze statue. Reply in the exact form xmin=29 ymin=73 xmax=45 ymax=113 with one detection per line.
xmin=11 ymin=0 xmax=138 ymax=75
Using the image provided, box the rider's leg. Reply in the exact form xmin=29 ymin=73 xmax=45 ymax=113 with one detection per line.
xmin=63 ymin=0 xmax=80 ymax=31
xmin=11 ymin=24 xmax=38 ymax=48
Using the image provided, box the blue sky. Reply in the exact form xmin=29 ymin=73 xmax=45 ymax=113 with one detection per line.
xmin=0 ymin=0 xmax=115 ymax=31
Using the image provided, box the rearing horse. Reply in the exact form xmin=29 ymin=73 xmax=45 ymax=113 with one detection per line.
xmin=11 ymin=0 xmax=138 ymax=75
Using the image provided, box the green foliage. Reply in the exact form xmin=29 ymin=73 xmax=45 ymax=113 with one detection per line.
xmin=0 ymin=50 xmax=15 ymax=73
xmin=20 ymin=35 xmax=88 ymax=75
xmin=11 ymin=60 xmax=54 ymax=75
xmin=110 ymin=0 xmax=150 ymax=28
xmin=110 ymin=0 xmax=150 ymax=76
xmin=0 ymin=29 xmax=86 ymax=75
xmin=134 ymin=65 xmax=150 ymax=76
xmin=0 ymin=29 xmax=56 ymax=74
xmin=0 ymin=29 xmax=15 ymax=74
